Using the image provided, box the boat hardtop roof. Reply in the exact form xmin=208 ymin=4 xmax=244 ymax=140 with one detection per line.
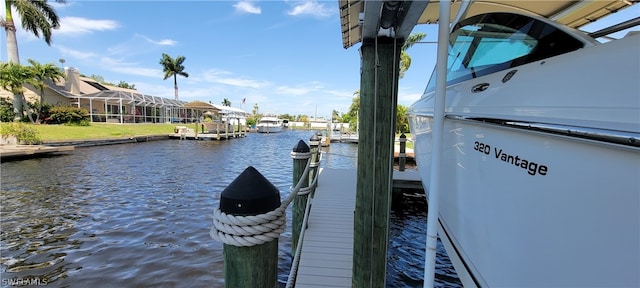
xmin=340 ymin=0 xmax=638 ymax=49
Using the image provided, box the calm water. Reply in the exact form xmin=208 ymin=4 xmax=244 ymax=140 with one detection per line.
xmin=0 ymin=130 xmax=459 ymax=287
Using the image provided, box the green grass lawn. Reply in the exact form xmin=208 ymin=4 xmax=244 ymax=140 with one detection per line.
xmin=4 ymin=122 xmax=417 ymax=149
xmin=30 ymin=123 xmax=179 ymax=141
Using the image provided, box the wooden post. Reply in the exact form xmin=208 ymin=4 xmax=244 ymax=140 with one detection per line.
xmin=220 ymin=166 xmax=281 ymax=288
xmin=291 ymin=140 xmax=311 ymax=256
xmin=352 ymin=36 xmax=401 ymax=287
xmin=399 ymin=133 xmax=406 ymax=171
xmin=309 ymin=133 xmax=321 ymax=195
xmin=237 ymin=118 xmax=241 ymax=137
xmin=194 ymin=122 xmax=199 ymax=139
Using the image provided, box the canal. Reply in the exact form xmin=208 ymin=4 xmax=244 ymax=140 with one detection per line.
xmin=1 ymin=130 xmax=459 ymax=287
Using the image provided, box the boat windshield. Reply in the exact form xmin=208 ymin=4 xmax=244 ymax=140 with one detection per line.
xmin=425 ymin=13 xmax=585 ymax=92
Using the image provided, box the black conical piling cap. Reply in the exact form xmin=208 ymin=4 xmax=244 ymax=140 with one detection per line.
xmin=315 ymin=130 xmax=322 ymax=137
xmin=293 ymin=139 xmax=310 ymax=153
xmin=310 ymin=133 xmax=320 ymax=142
xmin=400 ymin=133 xmax=406 ymax=139
xmin=220 ymin=166 xmax=281 ymax=216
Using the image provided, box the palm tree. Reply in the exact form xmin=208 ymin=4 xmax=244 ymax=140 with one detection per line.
xmin=159 ymin=53 xmax=189 ymax=101
xmin=396 ymin=104 xmax=409 ymax=133
xmin=399 ymin=32 xmax=426 ymax=78
xmin=222 ymin=98 xmax=231 ymax=107
xmin=2 ymin=0 xmax=64 ymax=64
xmin=27 ymin=59 xmax=65 ymax=123
xmin=0 ymin=62 xmax=34 ymax=121
xmin=2 ymin=0 xmax=65 ymax=120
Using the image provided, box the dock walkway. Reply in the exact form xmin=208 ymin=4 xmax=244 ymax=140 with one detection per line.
xmin=294 ymin=168 xmax=422 ymax=287
xmin=295 ymin=168 xmax=356 ymax=287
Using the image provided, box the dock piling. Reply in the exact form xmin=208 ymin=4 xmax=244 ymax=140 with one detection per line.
xmin=399 ymin=133 xmax=406 ymax=171
xmin=309 ymin=133 xmax=321 ymax=194
xmin=291 ymin=140 xmax=312 ymax=256
xmin=194 ymin=122 xmax=198 ymax=139
xmin=212 ymin=166 xmax=282 ymax=288
xmin=353 ymin=36 xmax=401 ymax=287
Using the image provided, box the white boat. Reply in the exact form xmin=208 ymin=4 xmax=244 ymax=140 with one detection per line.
xmin=407 ymin=2 xmax=639 ymax=287
xmin=256 ymin=115 xmax=283 ymax=133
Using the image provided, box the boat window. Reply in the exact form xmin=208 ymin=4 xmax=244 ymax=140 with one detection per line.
xmin=425 ymin=13 xmax=584 ymax=92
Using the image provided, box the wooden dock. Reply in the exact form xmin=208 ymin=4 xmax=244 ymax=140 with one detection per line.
xmin=167 ymin=125 xmax=247 ymax=140
xmin=294 ymin=168 xmax=422 ymax=287
xmin=392 ymin=169 xmax=423 ymax=190
xmin=0 ymin=145 xmax=74 ymax=160
xmin=295 ymin=168 xmax=357 ymax=287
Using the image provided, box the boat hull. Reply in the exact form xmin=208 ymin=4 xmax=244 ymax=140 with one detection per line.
xmin=256 ymin=115 xmax=284 ymax=133
xmin=256 ymin=125 xmax=283 ymax=133
xmin=408 ymin=26 xmax=640 ymax=288
xmin=411 ymin=114 xmax=639 ymax=287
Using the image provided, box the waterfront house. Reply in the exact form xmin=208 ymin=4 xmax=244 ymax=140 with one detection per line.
xmin=0 ymin=67 xmax=247 ymax=124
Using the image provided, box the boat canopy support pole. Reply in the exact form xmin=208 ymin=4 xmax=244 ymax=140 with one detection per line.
xmin=352 ymin=36 xmax=402 ymax=288
xmin=423 ymin=0 xmax=451 ymax=287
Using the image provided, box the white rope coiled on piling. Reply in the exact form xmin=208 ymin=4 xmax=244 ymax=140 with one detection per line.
xmin=210 ymin=151 xmax=313 ymax=247
xmin=210 ymin=208 xmax=287 ymax=247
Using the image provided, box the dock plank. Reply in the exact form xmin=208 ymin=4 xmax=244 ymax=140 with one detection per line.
xmin=295 ymin=168 xmax=356 ymax=288
xmin=293 ymin=167 xmax=422 ymax=287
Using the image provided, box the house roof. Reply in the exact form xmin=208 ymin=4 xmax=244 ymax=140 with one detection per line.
xmin=184 ymin=101 xmax=216 ymax=109
xmin=42 ymin=71 xmax=248 ymax=114
xmin=43 ymin=74 xmax=185 ymax=107
xmin=340 ymin=0 xmax=638 ymax=49
xmin=183 ymin=101 xmax=249 ymax=117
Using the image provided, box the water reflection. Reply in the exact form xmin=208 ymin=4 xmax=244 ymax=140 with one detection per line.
xmin=387 ymin=193 xmax=461 ymax=287
xmin=1 ymin=130 xmax=456 ymax=287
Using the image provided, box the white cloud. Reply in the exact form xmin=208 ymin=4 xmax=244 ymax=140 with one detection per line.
xmin=105 ymin=34 xmax=176 ymax=58
xmin=276 ymin=80 xmax=328 ymax=96
xmin=56 ymin=45 xmax=163 ymax=79
xmin=325 ymin=89 xmax=355 ymax=99
xmin=144 ymin=37 xmax=177 ymax=46
xmin=56 ymin=45 xmax=97 ymax=60
xmin=276 ymin=86 xmax=312 ymax=96
xmin=57 ymin=16 xmax=119 ymax=35
xmin=172 ymin=86 xmax=228 ymax=102
xmin=234 ymin=1 xmax=261 ymax=14
xmin=107 ymin=63 xmax=163 ymax=78
xmin=202 ymin=69 xmax=270 ymax=89
xmin=287 ymin=1 xmax=333 ymax=18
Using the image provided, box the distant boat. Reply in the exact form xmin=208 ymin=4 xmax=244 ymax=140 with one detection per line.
xmin=256 ymin=115 xmax=283 ymax=133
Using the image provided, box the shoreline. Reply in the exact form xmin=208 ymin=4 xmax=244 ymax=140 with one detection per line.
xmin=42 ymin=134 xmax=171 ymax=147
xmin=0 ymin=134 xmax=171 ymax=161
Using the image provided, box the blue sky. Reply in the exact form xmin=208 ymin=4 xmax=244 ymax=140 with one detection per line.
xmin=1 ymin=1 xmax=637 ymax=118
